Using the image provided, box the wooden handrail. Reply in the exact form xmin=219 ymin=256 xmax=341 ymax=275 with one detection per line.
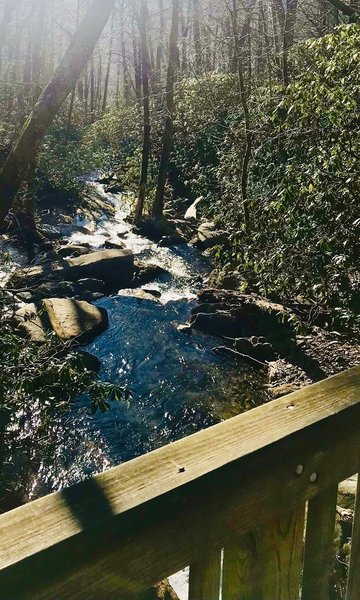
xmin=0 ymin=365 xmax=360 ymax=599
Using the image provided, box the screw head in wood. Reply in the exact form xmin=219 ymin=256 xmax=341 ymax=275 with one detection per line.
xmin=295 ymin=464 xmax=304 ymax=475
xmin=309 ymin=472 xmax=318 ymax=483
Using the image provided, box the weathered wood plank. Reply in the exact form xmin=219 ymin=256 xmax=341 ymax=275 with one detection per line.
xmin=302 ymin=485 xmax=338 ymax=600
xmin=222 ymin=506 xmax=305 ymax=600
xmin=346 ymin=463 xmax=360 ymax=600
xmin=188 ymin=549 xmax=221 ymax=600
xmin=0 ymin=367 xmax=359 ymax=599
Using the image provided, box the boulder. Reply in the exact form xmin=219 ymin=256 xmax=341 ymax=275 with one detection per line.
xmin=135 ymin=217 xmax=176 ymax=243
xmin=191 ymin=222 xmax=227 ymax=250
xmin=66 ymin=249 xmax=134 ymax=291
xmin=191 ymin=289 xmax=297 ymax=340
xmin=133 ymin=262 xmax=168 ymax=286
xmin=58 ymin=245 xmax=93 ymax=258
xmin=104 ymin=183 xmax=123 ymax=194
xmin=75 ymin=278 xmax=105 ymax=293
xmin=191 ymin=311 xmax=248 ymax=338
xmin=31 ymin=281 xmax=76 ymax=301
xmin=43 ymin=298 xmax=108 ymax=343
xmin=75 ymin=351 xmax=102 ymax=373
xmin=158 ymin=234 xmax=187 ymax=247
xmin=103 ymin=240 xmax=126 ymax=250
xmin=96 ymin=172 xmax=115 ymax=185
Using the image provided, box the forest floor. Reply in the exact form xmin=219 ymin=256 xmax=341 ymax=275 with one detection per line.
xmin=267 ymin=327 xmax=360 ymax=399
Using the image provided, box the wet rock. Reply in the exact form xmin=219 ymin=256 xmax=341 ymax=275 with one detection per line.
xmin=133 ymin=261 xmax=168 ymax=287
xmin=9 ymin=262 xmax=65 ymax=289
xmin=76 ymin=351 xmax=102 ymax=373
xmin=57 ymin=245 xmax=93 ymax=258
xmin=191 ymin=222 xmax=227 ymax=250
xmin=144 ymin=289 xmax=162 ymax=298
xmin=76 ymin=278 xmax=105 ymax=293
xmin=103 ymin=240 xmax=126 ymax=250
xmin=43 ymin=298 xmax=108 ymax=343
xmin=104 ymin=183 xmax=123 ymax=194
xmin=158 ymin=234 xmax=187 ymax=247
xmin=191 ymin=289 xmax=297 ymax=341
xmin=66 ymin=249 xmax=135 ymax=290
xmin=31 ymin=281 xmax=76 ymax=301
xmin=96 ymin=171 xmax=115 ymax=185
xmin=135 ymin=217 xmax=176 ymax=243
xmin=191 ymin=311 xmax=246 ymax=338
xmin=74 ymin=225 xmax=94 ymax=236
xmin=10 ymin=249 xmax=135 ymax=293
xmin=35 ymin=251 xmax=66 ymax=265
xmin=121 ymin=289 xmax=160 ymax=302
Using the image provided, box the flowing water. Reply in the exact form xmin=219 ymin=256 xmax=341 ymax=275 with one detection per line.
xmin=26 ymin=181 xmax=267 ymax=497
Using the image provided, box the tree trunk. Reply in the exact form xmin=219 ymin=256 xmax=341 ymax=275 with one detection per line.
xmin=231 ymin=0 xmax=258 ymax=231
xmin=151 ymin=0 xmax=180 ymax=218
xmin=134 ymin=0 xmax=151 ymax=224
xmin=283 ymin=0 xmax=299 ymax=85
xmin=102 ymin=10 xmax=115 ymax=113
xmin=192 ymin=0 xmax=202 ymax=75
xmin=0 ymin=0 xmax=116 ymax=226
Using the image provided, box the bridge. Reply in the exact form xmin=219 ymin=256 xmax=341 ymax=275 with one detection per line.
xmin=1 ymin=366 xmax=360 ymax=599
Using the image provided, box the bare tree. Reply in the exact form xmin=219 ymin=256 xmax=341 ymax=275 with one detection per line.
xmin=134 ymin=0 xmax=151 ymax=224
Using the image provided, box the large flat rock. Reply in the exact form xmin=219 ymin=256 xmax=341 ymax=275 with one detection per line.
xmin=15 ymin=298 xmax=108 ymax=344
xmin=43 ymin=298 xmax=108 ymax=343
xmin=65 ymin=248 xmax=134 ymax=289
xmin=10 ymin=249 xmax=135 ymax=292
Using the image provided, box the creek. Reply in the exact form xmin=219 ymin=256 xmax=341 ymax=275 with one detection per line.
xmin=23 ymin=179 xmax=266 ymax=499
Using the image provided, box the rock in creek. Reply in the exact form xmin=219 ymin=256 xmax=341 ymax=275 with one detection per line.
xmin=15 ymin=298 xmax=108 ymax=344
xmin=134 ymin=217 xmax=177 ymax=243
xmin=10 ymin=249 xmax=135 ymax=292
xmin=67 ymin=249 xmax=134 ymax=289
xmin=57 ymin=244 xmax=94 ymax=258
xmin=190 ymin=289 xmax=297 ymax=340
xmin=158 ymin=234 xmax=187 ymax=247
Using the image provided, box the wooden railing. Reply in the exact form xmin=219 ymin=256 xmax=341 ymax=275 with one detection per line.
xmin=1 ymin=366 xmax=360 ymax=599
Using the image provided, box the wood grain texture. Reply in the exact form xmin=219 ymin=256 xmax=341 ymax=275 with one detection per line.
xmin=302 ymin=485 xmax=338 ymax=600
xmin=188 ymin=549 xmax=221 ymax=600
xmin=346 ymin=461 xmax=360 ymax=600
xmin=222 ymin=506 xmax=305 ymax=600
xmin=0 ymin=366 xmax=359 ymax=598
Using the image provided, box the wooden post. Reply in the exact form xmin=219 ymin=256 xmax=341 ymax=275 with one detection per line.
xmin=189 ymin=549 xmax=222 ymax=600
xmin=302 ymin=485 xmax=338 ymax=600
xmin=222 ymin=506 xmax=305 ymax=600
xmin=346 ymin=472 xmax=360 ymax=599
